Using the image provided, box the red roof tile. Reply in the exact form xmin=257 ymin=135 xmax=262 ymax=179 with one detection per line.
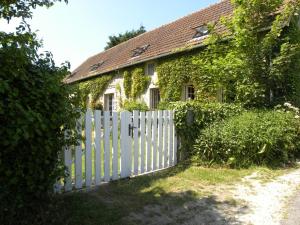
xmin=66 ymin=0 xmax=233 ymax=83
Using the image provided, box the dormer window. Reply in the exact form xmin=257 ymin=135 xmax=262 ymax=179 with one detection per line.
xmin=90 ymin=61 xmax=105 ymax=72
xmin=193 ymin=25 xmax=209 ymax=39
xmin=132 ymin=44 xmax=150 ymax=57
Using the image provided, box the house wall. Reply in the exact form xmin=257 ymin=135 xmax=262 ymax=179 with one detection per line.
xmin=98 ymin=74 xmax=126 ymax=111
xmin=99 ymin=66 xmax=161 ymax=111
xmin=140 ymin=69 xmax=159 ymax=108
xmin=98 ymin=69 xmax=192 ymax=111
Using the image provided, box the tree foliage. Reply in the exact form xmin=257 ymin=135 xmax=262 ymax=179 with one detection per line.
xmin=0 ymin=1 xmax=79 ymax=224
xmin=0 ymin=0 xmax=67 ymax=21
xmin=104 ymin=25 xmax=146 ymax=50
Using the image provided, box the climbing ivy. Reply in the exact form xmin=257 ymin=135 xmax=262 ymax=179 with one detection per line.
xmin=157 ymin=0 xmax=300 ymax=107
xmin=77 ymin=74 xmax=113 ymax=107
xmin=205 ymin=0 xmax=300 ymax=107
xmin=75 ymin=0 xmax=300 ymax=109
xmin=123 ymin=71 xmax=132 ymax=98
xmin=156 ymin=47 xmax=224 ymax=102
xmin=123 ymin=66 xmax=150 ymax=99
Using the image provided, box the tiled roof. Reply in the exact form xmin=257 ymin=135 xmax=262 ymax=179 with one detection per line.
xmin=66 ymin=0 xmax=233 ymax=84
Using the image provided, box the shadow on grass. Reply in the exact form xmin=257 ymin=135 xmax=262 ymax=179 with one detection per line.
xmin=48 ymin=163 xmax=248 ymax=225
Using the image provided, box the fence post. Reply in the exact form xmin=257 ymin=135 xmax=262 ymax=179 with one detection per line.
xmin=104 ymin=111 xmax=111 ymax=182
xmin=163 ymin=110 xmax=169 ymax=167
xmin=140 ymin=111 xmax=146 ymax=173
xmin=133 ymin=110 xmax=139 ymax=175
xmin=64 ymin=130 xmax=72 ymax=192
xmin=152 ymin=111 xmax=158 ymax=170
xmin=85 ymin=109 xmax=93 ymax=187
xmin=75 ymin=115 xmax=83 ymax=189
xmin=94 ymin=110 xmax=102 ymax=185
xmin=146 ymin=111 xmax=152 ymax=172
xmin=112 ymin=112 xmax=119 ymax=180
xmin=158 ymin=110 xmax=163 ymax=169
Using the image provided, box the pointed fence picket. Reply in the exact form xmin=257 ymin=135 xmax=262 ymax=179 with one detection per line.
xmin=60 ymin=110 xmax=177 ymax=192
xmin=75 ymin=116 xmax=83 ymax=189
xmin=85 ymin=109 xmax=92 ymax=187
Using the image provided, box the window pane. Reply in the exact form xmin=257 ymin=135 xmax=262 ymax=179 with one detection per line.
xmin=147 ymin=63 xmax=155 ymax=76
xmin=186 ymin=85 xmax=195 ymax=100
xmin=150 ymin=88 xmax=160 ymax=109
xmin=193 ymin=25 xmax=209 ymax=39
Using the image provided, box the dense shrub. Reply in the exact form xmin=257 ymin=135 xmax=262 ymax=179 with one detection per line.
xmin=90 ymin=101 xmax=103 ymax=110
xmin=194 ymin=111 xmax=300 ymax=168
xmin=157 ymin=101 xmax=172 ymax=110
xmin=173 ymin=101 xmax=245 ymax=158
xmin=0 ymin=31 xmax=79 ymax=224
xmin=122 ymin=100 xmax=149 ymax=112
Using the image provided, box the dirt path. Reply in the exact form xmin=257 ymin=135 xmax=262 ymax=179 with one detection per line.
xmin=124 ymin=168 xmax=300 ymax=225
xmin=281 ymin=191 xmax=300 ymax=225
xmin=234 ymin=169 xmax=300 ymax=225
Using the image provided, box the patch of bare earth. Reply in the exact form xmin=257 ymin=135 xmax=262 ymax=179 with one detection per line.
xmin=123 ymin=168 xmax=300 ymax=225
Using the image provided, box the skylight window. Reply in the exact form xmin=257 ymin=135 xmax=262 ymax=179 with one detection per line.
xmin=90 ymin=61 xmax=105 ymax=72
xmin=132 ymin=44 xmax=150 ymax=57
xmin=193 ymin=25 xmax=209 ymax=39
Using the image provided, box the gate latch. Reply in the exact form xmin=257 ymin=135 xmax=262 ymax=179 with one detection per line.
xmin=128 ymin=124 xmax=137 ymax=138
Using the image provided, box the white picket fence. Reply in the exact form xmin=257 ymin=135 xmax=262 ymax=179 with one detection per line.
xmin=56 ymin=110 xmax=177 ymax=192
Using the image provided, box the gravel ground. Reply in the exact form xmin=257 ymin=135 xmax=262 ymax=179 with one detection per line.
xmin=281 ymin=191 xmax=300 ymax=225
xmin=125 ymin=168 xmax=300 ymax=225
xmin=234 ymin=169 xmax=300 ymax=225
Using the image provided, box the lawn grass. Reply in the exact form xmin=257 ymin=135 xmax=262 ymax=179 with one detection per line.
xmin=50 ymin=162 xmax=294 ymax=225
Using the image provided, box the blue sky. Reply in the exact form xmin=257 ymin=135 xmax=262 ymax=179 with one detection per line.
xmin=1 ymin=0 xmax=219 ymax=70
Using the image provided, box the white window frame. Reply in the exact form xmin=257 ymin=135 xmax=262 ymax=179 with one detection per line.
xmin=193 ymin=25 xmax=209 ymax=40
xmin=150 ymin=88 xmax=160 ymax=110
xmin=185 ymin=85 xmax=195 ymax=101
xmin=146 ymin=62 xmax=155 ymax=76
xmin=104 ymin=93 xmax=114 ymax=113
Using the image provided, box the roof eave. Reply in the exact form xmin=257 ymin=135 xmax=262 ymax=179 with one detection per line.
xmin=66 ymin=42 xmax=207 ymax=84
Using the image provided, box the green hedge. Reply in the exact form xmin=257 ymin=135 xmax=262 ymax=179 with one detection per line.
xmin=122 ymin=100 xmax=149 ymax=112
xmin=0 ymin=32 xmax=79 ymax=223
xmin=194 ymin=111 xmax=300 ymax=168
xmin=173 ymin=101 xmax=245 ymax=158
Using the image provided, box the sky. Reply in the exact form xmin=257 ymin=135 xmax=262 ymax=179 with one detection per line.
xmin=0 ymin=0 xmax=219 ymax=71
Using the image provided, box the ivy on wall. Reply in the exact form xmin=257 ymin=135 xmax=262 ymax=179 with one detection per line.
xmin=156 ymin=48 xmax=223 ymax=103
xmin=123 ymin=71 xmax=132 ymax=98
xmin=204 ymin=0 xmax=300 ymax=107
xmin=74 ymin=0 xmax=300 ymax=109
xmin=74 ymin=66 xmax=150 ymax=109
xmin=77 ymin=74 xmax=113 ymax=107
xmin=156 ymin=0 xmax=300 ymax=107
xmin=123 ymin=67 xmax=150 ymax=99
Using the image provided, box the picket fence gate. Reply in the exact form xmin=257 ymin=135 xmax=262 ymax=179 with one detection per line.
xmin=56 ymin=110 xmax=177 ymax=192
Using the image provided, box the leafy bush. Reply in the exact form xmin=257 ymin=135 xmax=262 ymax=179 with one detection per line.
xmin=194 ymin=111 xmax=300 ymax=168
xmin=157 ymin=101 xmax=172 ymax=110
xmin=173 ymin=101 xmax=244 ymax=158
xmin=122 ymin=100 xmax=149 ymax=112
xmin=90 ymin=101 xmax=103 ymax=110
xmin=0 ymin=31 xmax=79 ymax=223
